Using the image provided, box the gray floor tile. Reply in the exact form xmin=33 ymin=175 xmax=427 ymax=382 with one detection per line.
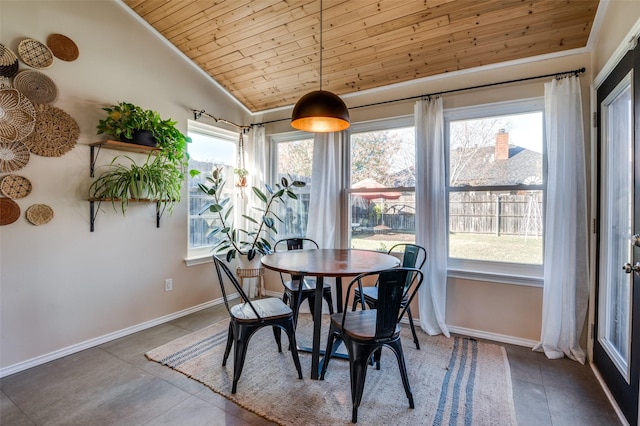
xmin=99 ymin=322 xmax=193 ymax=366
xmin=546 ymin=385 xmax=620 ymax=426
xmin=139 ymin=357 xmax=209 ymax=395
xmin=1 ymin=347 xmax=191 ymax=425
xmin=505 ymin=347 xmax=544 ymax=385
xmin=0 ymin=390 xmax=35 ymax=426
xmin=168 ymin=305 xmax=228 ymax=331
xmin=511 ymin=378 xmax=551 ymax=426
xmin=144 ymin=395 xmax=246 ymax=426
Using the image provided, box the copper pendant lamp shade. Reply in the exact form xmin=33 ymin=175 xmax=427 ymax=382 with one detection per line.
xmin=291 ymin=90 xmax=350 ymax=132
xmin=291 ymin=0 xmax=350 ymax=133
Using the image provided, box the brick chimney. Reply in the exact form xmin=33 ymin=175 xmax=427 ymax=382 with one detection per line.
xmin=495 ymin=129 xmax=509 ymax=160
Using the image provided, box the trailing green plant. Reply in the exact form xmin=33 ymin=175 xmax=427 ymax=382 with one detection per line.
xmin=96 ymin=101 xmax=191 ymax=169
xmin=89 ymin=154 xmax=182 ymax=214
xmin=194 ymin=167 xmax=306 ymax=261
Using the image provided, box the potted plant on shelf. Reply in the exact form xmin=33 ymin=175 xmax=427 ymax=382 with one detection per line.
xmin=234 ymin=167 xmax=249 ymax=188
xmin=194 ymin=167 xmax=305 ymax=265
xmin=96 ymin=101 xmax=191 ymax=170
xmin=89 ymin=154 xmax=182 ymax=214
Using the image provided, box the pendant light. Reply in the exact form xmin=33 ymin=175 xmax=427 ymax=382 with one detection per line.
xmin=291 ymin=0 xmax=350 ymax=132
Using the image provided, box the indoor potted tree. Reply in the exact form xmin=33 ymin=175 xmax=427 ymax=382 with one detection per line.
xmin=194 ymin=167 xmax=306 ymax=264
xmin=89 ymin=154 xmax=182 ymax=214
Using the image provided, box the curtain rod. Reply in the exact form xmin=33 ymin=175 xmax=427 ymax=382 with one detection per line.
xmin=250 ymin=67 xmax=586 ymax=127
xmin=192 ymin=109 xmax=251 ymax=133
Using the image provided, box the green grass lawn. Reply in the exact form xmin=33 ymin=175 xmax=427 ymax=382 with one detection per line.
xmin=351 ymin=232 xmax=542 ymax=264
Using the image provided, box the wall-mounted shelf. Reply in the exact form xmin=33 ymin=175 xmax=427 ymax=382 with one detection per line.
xmin=88 ymin=198 xmax=168 ymax=232
xmin=89 ymin=140 xmax=164 ymax=231
xmin=89 ymin=140 xmax=159 ymax=177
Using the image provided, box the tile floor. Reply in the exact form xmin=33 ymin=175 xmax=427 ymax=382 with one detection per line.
xmin=0 ymin=304 xmax=622 ymax=425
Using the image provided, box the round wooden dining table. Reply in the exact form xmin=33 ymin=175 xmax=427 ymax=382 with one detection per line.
xmin=261 ymin=248 xmax=400 ymax=379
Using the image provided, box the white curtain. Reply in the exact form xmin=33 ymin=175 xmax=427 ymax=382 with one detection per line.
xmin=534 ymin=76 xmax=589 ymax=363
xmin=304 ymin=131 xmax=343 ymax=313
xmin=306 ymin=132 xmax=343 ymax=249
xmin=247 ymin=125 xmax=266 ymax=189
xmin=415 ymin=98 xmax=450 ymax=337
xmin=243 ymin=125 xmax=266 ymax=237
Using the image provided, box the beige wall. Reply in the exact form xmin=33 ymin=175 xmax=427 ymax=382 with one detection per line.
xmin=591 ymin=0 xmax=640 ymax=78
xmin=0 ymin=0 xmax=250 ymax=373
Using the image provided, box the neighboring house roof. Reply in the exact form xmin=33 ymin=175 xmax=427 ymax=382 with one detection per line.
xmin=450 ymin=145 xmax=542 ymax=187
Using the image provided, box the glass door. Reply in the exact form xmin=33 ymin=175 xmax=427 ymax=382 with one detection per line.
xmin=594 ymin=40 xmax=640 ymax=426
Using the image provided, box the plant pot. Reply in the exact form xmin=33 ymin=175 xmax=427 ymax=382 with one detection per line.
xmin=120 ymin=130 xmax=157 ymax=147
xmin=238 ymin=253 xmax=262 ymax=270
xmin=129 ymin=181 xmax=151 ymax=200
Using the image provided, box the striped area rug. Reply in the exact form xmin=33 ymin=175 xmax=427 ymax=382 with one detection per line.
xmin=146 ymin=314 xmax=516 ymax=425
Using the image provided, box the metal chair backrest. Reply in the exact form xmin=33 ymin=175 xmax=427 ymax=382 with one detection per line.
xmin=213 ymin=255 xmax=263 ymax=319
xmin=344 ymin=267 xmax=423 ymax=339
xmin=274 ymin=237 xmax=319 ymax=252
xmin=388 ymin=244 xmax=426 ymax=290
xmin=274 ymin=238 xmax=319 ymax=283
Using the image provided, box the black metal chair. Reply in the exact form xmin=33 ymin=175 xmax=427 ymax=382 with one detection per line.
xmin=213 ymin=256 xmax=303 ymax=393
xmin=274 ymin=238 xmax=334 ymax=325
xmin=320 ymin=267 xmax=424 ymax=423
xmin=352 ymin=243 xmax=426 ymax=350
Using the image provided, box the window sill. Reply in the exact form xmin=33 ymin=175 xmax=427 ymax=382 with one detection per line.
xmin=447 ymin=268 xmax=543 ymax=287
xmin=185 ymin=254 xmax=213 ymax=267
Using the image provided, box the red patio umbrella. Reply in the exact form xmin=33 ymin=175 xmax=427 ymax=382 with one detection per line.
xmin=352 ymin=178 xmax=401 ymax=200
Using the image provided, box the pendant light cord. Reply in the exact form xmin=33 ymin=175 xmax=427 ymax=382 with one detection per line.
xmin=319 ymin=0 xmax=323 ymax=91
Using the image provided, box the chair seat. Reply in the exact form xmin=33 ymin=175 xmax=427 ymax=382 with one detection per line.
xmin=329 ymin=310 xmax=400 ymax=340
xmin=357 ymin=286 xmax=378 ymax=301
xmin=283 ymin=278 xmax=331 ymax=293
xmin=230 ymin=297 xmax=292 ymax=321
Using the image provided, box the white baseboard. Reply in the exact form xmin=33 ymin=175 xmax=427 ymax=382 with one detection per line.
xmin=445 ymin=325 xmax=538 ymax=348
xmin=0 ymin=298 xmax=228 ymax=378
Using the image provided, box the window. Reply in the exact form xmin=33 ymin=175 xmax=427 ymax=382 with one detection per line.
xmin=187 ymin=121 xmax=238 ymax=259
xmin=346 ymin=117 xmax=415 ymax=252
xmin=445 ymin=99 xmax=545 ymax=278
xmin=270 ymin=133 xmax=313 ymax=239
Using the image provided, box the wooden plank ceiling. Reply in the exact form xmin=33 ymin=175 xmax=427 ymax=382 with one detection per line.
xmin=124 ymin=0 xmax=599 ymax=113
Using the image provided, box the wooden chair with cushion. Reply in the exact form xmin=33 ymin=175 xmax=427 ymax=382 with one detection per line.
xmin=213 ymin=255 xmax=303 ymax=393
xmin=352 ymin=243 xmax=426 ymax=350
xmin=320 ymin=267 xmax=424 ymax=423
xmin=274 ymin=238 xmax=334 ymax=325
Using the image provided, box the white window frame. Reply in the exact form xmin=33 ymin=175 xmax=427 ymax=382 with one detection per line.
xmin=343 ymin=116 xmax=416 ymax=249
xmin=186 ymin=120 xmax=239 ymax=265
xmin=269 ymin=130 xmax=313 ymax=183
xmin=269 ymin=131 xmax=315 ymax=240
xmin=444 ymin=97 xmax=545 ymax=286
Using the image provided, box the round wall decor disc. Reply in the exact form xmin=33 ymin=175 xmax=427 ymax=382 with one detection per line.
xmin=0 ymin=174 xmax=32 ymax=199
xmin=0 ymin=89 xmax=36 ymax=143
xmin=18 ymin=39 xmax=54 ymax=69
xmin=26 ymin=203 xmax=53 ymax=225
xmin=13 ymin=70 xmax=58 ymax=104
xmin=21 ymin=104 xmax=79 ymax=157
xmin=0 ymin=140 xmax=30 ymax=172
xmin=46 ymin=34 xmax=79 ymax=61
xmin=0 ymin=43 xmax=19 ymax=78
xmin=0 ymin=197 xmax=20 ymax=225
